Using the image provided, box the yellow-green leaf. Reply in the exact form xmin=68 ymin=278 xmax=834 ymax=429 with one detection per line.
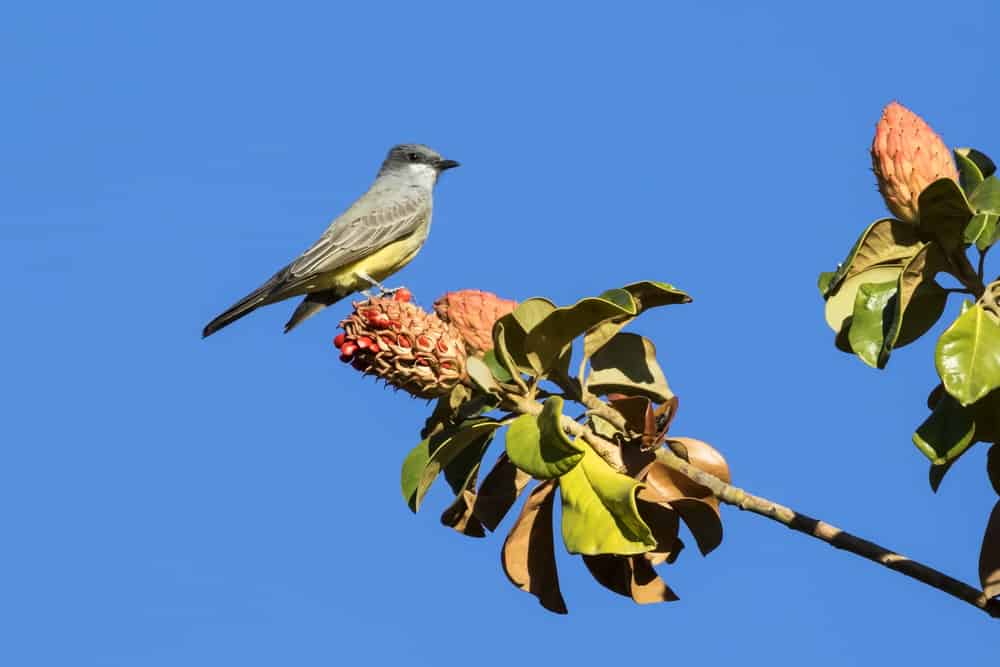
xmin=824 ymin=265 xmax=903 ymax=333
xmin=559 ymin=448 xmax=656 ymax=555
xmin=505 ymin=397 xmax=585 ymax=479
xmin=936 ymin=303 xmax=1000 ymax=406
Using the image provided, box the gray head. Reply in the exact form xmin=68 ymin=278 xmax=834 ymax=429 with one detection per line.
xmin=378 ymin=143 xmax=460 ymax=181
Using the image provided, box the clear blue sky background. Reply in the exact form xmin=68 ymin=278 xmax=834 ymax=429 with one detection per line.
xmin=2 ymin=1 xmax=997 ymax=664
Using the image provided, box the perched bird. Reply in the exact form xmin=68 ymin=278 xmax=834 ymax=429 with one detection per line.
xmin=202 ymin=144 xmax=459 ymax=337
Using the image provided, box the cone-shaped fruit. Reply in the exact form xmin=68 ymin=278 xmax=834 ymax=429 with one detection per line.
xmin=338 ymin=297 xmax=468 ymax=398
xmin=871 ymin=101 xmax=959 ymax=223
xmin=433 ymin=289 xmax=518 ymax=355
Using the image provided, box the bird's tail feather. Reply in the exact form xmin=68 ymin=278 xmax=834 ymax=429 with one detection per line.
xmin=283 ymin=291 xmax=345 ymax=334
xmin=202 ymin=277 xmax=283 ymax=338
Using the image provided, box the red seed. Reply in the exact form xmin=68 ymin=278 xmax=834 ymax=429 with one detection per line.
xmin=416 ymin=335 xmax=432 ymax=349
xmin=393 ymin=288 xmax=412 ymax=303
xmin=340 ymin=342 xmax=358 ymax=358
xmin=436 ymin=339 xmax=449 ymax=353
xmin=416 ymin=358 xmax=429 ymax=366
xmin=397 ymin=335 xmax=411 ymax=348
xmin=356 ymin=336 xmax=373 ymax=350
xmin=333 ymin=333 xmax=346 ymax=349
xmin=367 ymin=343 xmax=380 ymax=353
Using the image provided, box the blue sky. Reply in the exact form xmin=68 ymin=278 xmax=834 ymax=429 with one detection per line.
xmin=2 ymin=1 xmax=998 ymax=664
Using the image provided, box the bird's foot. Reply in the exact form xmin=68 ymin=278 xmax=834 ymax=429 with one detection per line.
xmin=355 ymin=271 xmax=388 ymax=297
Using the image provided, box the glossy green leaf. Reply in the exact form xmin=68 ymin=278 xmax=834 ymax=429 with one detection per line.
xmin=880 ymin=243 xmax=948 ymax=363
xmin=917 ymin=178 xmax=973 ymax=251
xmin=559 ymin=448 xmax=656 ymax=555
xmin=587 ymin=333 xmax=673 ymax=403
xmin=524 ymin=291 xmax=638 ymax=372
xmin=955 ymin=147 xmax=997 ymax=180
xmin=511 ymin=298 xmax=557 ymax=333
xmin=913 ymin=392 xmax=976 ymax=465
xmin=824 ymin=265 xmax=902 ymax=333
xmin=936 ymin=303 xmax=1000 ymax=406
xmin=825 ymin=219 xmax=921 ymax=297
xmin=956 ymin=149 xmax=985 ymax=195
xmin=847 ymin=280 xmax=896 ymax=368
xmin=505 ymin=397 xmax=585 ymax=479
xmin=975 ymin=213 xmax=999 ymax=252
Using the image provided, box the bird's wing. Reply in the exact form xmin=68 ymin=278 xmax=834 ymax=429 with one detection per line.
xmin=286 ymin=192 xmax=429 ymax=281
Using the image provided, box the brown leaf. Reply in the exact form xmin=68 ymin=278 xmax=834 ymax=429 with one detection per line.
xmin=440 ymin=489 xmax=486 ymax=537
xmin=988 ymin=446 xmax=1000 ymax=497
xmin=980 ymin=501 xmax=1000 ymax=599
xmin=636 ymin=493 xmax=681 ymax=558
xmin=641 ymin=443 xmax=726 ymax=556
xmin=582 ymin=554 xmax=679 ymax=604
xmin=472 ymin=453 xmax=531 ymax=531
xmin=608 ymin=395 xmax=657 ymax=447
xmin=501 ymin=480 xmax=568 ymax=614
xmin=669 ymin=437 xmax=731 ymax=484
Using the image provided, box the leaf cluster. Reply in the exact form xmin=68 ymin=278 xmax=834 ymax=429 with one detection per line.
xmin=399 ymin=281 xmax=732 ymax=612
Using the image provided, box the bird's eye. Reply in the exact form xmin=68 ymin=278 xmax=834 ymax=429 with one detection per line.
xmin=407 ymin=152 xmax=421 ymax=162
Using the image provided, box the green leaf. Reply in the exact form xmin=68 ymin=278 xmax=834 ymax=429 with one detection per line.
xmin=401 ymin=439 xmax=433 ymax=512
xmin=511 ymin=298 xmax=557 ymax=333
xmin=880 ymin=243 xmax=948 ymax=363
xmin=824 ymin=265 xmax=903 ymax=333
xmin=524 ymin=291 xmax=638 ymax=373
xmin=917 ymin=178 xmax=974 ymax=251
xmin=971 ymin=177 xmax=1000 ymax=216
xmin=824 ymin=219 xmax=921 ymax=297
xmin=955 ymin=148 xmax=986 ymax=195
xmin=587 ymin=333 xmax=673 ymax=403
xmin=847 ymin=280 xmax=896 ymax=368
xmin=936 ymin=303 xmax=1000 ymax=406
xmin=504 ymin=298 xmax=558 ymax=374
xmin=621 ymin=281 xmax=692 ymax=312
xmin=955 ymin=147 xmax=996 ymax=180
xmin=505 ymin=397 xmax=585 ymax=479
xmin=559 ymin=448 xmax=656 ymax=555
xmin=913 ymin=392 xmax=976 ymax=465
xmin=482 ymin=349 xmax=513 ymax=384
xmin=492 ymin=321 xmax=523 ymax=382
xmin=466 ymin=356 xmax=500 ymax=394
xmin=974 ymin=213 xmax=999 ymax=252
xmin=402 ymin=420 xmax=504 ymax=512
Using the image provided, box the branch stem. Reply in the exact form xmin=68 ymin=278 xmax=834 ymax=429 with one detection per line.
xmin=500 ymin=392 xmax=999 ymax=618
xmin=653 ymin=448 xmax=1000 ymax=618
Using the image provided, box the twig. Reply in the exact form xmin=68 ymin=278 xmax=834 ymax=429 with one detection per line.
xmin=654 ymin=447 xmax=1000 ymax=618
xmin=979 ymin=246 xmax=990 ymax=283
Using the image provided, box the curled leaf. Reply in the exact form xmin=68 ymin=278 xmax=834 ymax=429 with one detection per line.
xmin=560 ymin=448 xmax=656 ymax=555
xmin=502 ymin=480 xmax=568 ymax=614
xmin=505 ymin=397 xmax=585 ymax=479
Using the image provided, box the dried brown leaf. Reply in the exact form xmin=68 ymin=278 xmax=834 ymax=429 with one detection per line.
xmin=980 ymin=501 xmax=1000 ymax=599
xmin=441 ymin=489 xmax=486 ymax=537
xmin=501 ymin=480 xmax=568 ymax=614
xmin=582 ymin=554 xmax=679 ymax=604
xmin=473 ymin=453 xmax=532 ymax=531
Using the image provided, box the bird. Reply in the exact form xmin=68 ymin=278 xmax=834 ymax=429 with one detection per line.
xmin=202 ymin=144 xmax=459 ymax=337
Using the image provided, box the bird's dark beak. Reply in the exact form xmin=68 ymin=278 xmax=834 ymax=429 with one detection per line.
xmin=436 ymin=158 xmax=460 ymax=171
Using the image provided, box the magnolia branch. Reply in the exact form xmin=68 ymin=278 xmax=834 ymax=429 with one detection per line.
xmin=503 ymin=391 xmax=1000 ymax=618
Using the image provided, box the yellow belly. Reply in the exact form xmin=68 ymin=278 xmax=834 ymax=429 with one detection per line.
xmin=320 ymin=232 xmax=426 ymax=293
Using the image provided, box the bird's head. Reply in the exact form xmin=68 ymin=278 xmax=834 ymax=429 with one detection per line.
xmin=380 ymin=144 xmax=460 ymax=183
